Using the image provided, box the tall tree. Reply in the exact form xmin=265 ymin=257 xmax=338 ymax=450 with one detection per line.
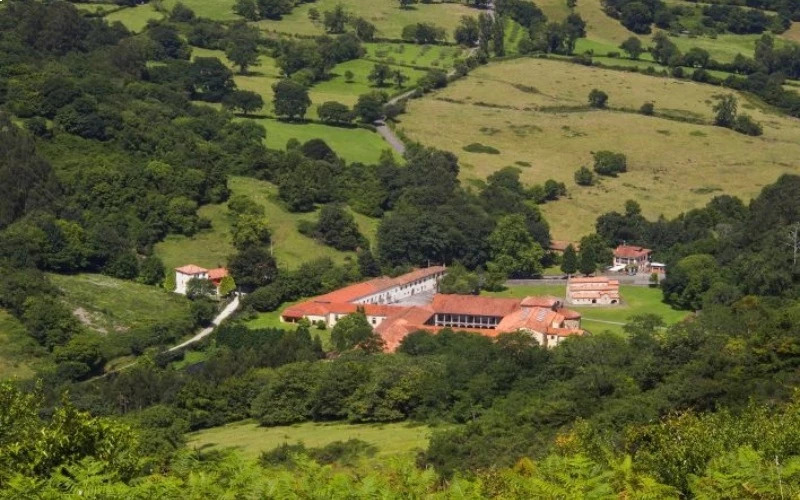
xmin=225 ymin=23 xmax=261 ymax=74
xmin=272 ymin=79 xmax=311 ymax=120
xmin=331 ymin=312 xmax=385 ymax=353
xmin=579 ymin=245 xmax=597 ymax=275
xmin=561 ymin=244 xmax=578 ymax=276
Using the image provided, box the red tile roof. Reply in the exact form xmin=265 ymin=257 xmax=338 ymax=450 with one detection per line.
xmin=614 ymin=245 xmax=652 ymax=259
xmin=208 ymin=268 xmax=228 ymax=281
xmin=175 ymin=265 xmax=207 ymax=275
xmin=311 ymin=266 xmax=446 ymax=304
xmin=430 ymin=294 xmax=522 ymax=317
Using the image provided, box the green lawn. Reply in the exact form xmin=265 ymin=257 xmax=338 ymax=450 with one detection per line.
xmin=75 ymin=3 xmax=115 ymax=14
xmin=104 ymin=3 xmax=163 ymax=32
xmin=485 ymin=284 xmax=689 ymax=335
xmin=0 ymin=310 xmax=41 ymax=380
xmin=187 ymin=420 xmax=433 ymax=460
xmin=252 ymin=117 xmax=393 ymax=165
xmin=155 ymin=176 xmax=378 ymax=271
xmin=48 ymin=273 xmax=192 ymax=334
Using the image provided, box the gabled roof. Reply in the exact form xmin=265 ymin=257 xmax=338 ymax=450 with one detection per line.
xmin=614 ymin=245 xmax=652 ymax=259
xmin=520 ymin=295 xmax=561 ymax=308
xmin=312 ymin=266 xmax=447 ymax=304
xmin=175 ymin=264 xmax=207 ymax=275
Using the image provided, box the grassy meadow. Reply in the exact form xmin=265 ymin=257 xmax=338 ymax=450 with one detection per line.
xmin=0 ymin=310 xmax=40 ymax=380
xmin=253 ymin=0 xmax=475 ymax=41
xmin=485 ymin=284 xmax=689 ymax=335
xmin=364 ymin=42 xmax=466 ymax=70
xmin=187 ymin=420 xmax=433 ymax=460
xmin=400 ymin=57 xmax=800 ymax=240
xmin=162 ymin=0 xmax=240 ymax=20
xmin=48 ymin=274 xmax=192 ymax=334
xmin=104 ymin=3 xmax=163 ymax=32
xmin=155 ymin=176 xmax=379 ymax=271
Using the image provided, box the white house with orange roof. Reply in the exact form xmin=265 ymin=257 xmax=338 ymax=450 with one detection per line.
xmin=175 ymin=264 xmax=229 ymax=295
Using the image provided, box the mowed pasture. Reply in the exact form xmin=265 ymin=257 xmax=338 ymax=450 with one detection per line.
xmin=48 ymin=273 xmax=192 ymax=334
xmin=104 ymin=3 xmax=163 ymax=32
xmin=400 ymin=58 xmax=800 ymax=239
xmin=155 ymin=176 xmax=379 ymax=271
xmin=187 ymin=420 xmax=433 ymax=460
xmin=254 ymin=0 xmax=476 ymax=41
xmin=485 ymin=284 xmax=689 ymax=335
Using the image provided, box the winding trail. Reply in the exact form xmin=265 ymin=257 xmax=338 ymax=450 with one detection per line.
xmin=99 ymin=296 xmax=240 ymax=377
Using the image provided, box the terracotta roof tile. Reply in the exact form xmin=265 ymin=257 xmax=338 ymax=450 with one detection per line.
xmin=175 ymin=265 xmax=207 ymax=275
xmin=430 ymin=294 xmax=521 ymax=317
xmin=614 ymin=245 xmax=652 ymax=259
xmin=207 ymin=268 xmax=228 ymax=280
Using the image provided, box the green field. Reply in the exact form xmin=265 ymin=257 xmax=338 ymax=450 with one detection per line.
xmin=0 ymin=310 xmax=41 ymax=380
xmin=162 ymin=0 xmax=240 ymax=20
xmin=104 ymin=3 xmax=162 ymax=32
xmin=48 ymin=273 xmax=192 ymax=334
xmin=155 ymin=176 xmax=378 ymax=271
xmin=254 ymin=0 xmax=475 ymax=41
xmin=187 ymin=420 xmax=433 ymax=459
xmin=364 ymin=42 xmax=465 ymax=69
xmin=401 ymin=57 xmax=800 ymax=240
xmin=254 ymin=118 xmax=393 ymax=165
xmin=485 ymin=283 xmax=689 ymax=335
xmin=310 ymin=58 xmax=427 ymax=109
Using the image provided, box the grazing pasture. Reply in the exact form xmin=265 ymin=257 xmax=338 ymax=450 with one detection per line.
xmin=400 ymin=57 xmax=800 ymax=239
xmin=253 ymin=0 xmax=476 ymax=41
xmin=187 ymin=420 xmax=433 ymax=460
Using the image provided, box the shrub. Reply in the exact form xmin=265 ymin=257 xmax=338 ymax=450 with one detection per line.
xmin=733 ymin=114 xmax=763 ymax=136
xmin=588 ymin=88 xmax=608 ymax=108
xmin=463 ymin=143 xmax=500 ymax=154
xmin=640 ymin=102 xmax=655 ymax=115
xmin=574 ymin=166 xmax=595 ymax=186
xmin=593 ymin=150 xmax=627 ymax=176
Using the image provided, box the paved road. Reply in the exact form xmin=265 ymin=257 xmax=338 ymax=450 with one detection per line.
xmin=168 ymin=296 xmax=240 ymax=352
xmin=507 ymin=274 xmax=655 ymax=286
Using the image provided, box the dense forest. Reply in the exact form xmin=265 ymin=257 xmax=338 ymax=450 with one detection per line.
xmin=4 ymin=0 xmax=800 ymax=496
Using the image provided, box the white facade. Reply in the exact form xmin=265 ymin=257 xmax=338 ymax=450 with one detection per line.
xmin=354 ymin=270 xmax=445 ymax=305
xmin=175 ymin=270 xmax=208 ymax=295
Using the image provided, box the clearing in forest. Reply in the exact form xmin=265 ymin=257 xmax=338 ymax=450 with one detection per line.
xmin=154 ymin=176 xmax=379 ymax=272
xmin=186 ymin=420 xmax=433 ymax=460
xmin=400 ymin=57 xmax=800 ymax=239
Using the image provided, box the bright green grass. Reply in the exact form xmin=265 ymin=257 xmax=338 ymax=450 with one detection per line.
xmin=0 ymin=310 xmax=41 ymax=380
xmin=363 ymin=42 xmax=465 ymax=69
xmin=485 ymin=284 xmax=689 ymax=335
xmin=245 ymin=306 xmax=333 ymax=347
xmin=162 ymin=0 xmax=240 ymax=20
xmin=187 ymin=420 xmax=433 ymax=459
xmin=48 ymin=273 xmax=192 ymax=334
xmin=252 ymin=117 xmax=393 ymax=165
xmin=155 ymin=176 xmax=378 ymax=271
xmin=253 ymin=0 xmax=475 ymax=42
xmin=104 ymin=3 xmax=163 ymax=33
xmin=310 ymin=59 xmax=427 ymax=110
xmin=502 ymin=18 xmax=525 ymax=56
xmin=76 ymin=3 xmax=115 ymax=14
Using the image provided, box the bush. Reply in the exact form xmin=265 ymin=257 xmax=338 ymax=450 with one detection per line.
xmin=733 ymin=114 xmax=763 ymax=136
xmin=462 ymin=143 xmax=500 ymax=154
xmin=574 ymin=166 xmax=595 ymax=186
xmin=246 ymin=284 xmax=285 ymax=312
xmin=593 ymin=150 xmax=627 ymax=176
xmin=588 ymin=88 xmax=608 ymax=108
xmin=640 ymin=102 xmax=655 ymax=115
